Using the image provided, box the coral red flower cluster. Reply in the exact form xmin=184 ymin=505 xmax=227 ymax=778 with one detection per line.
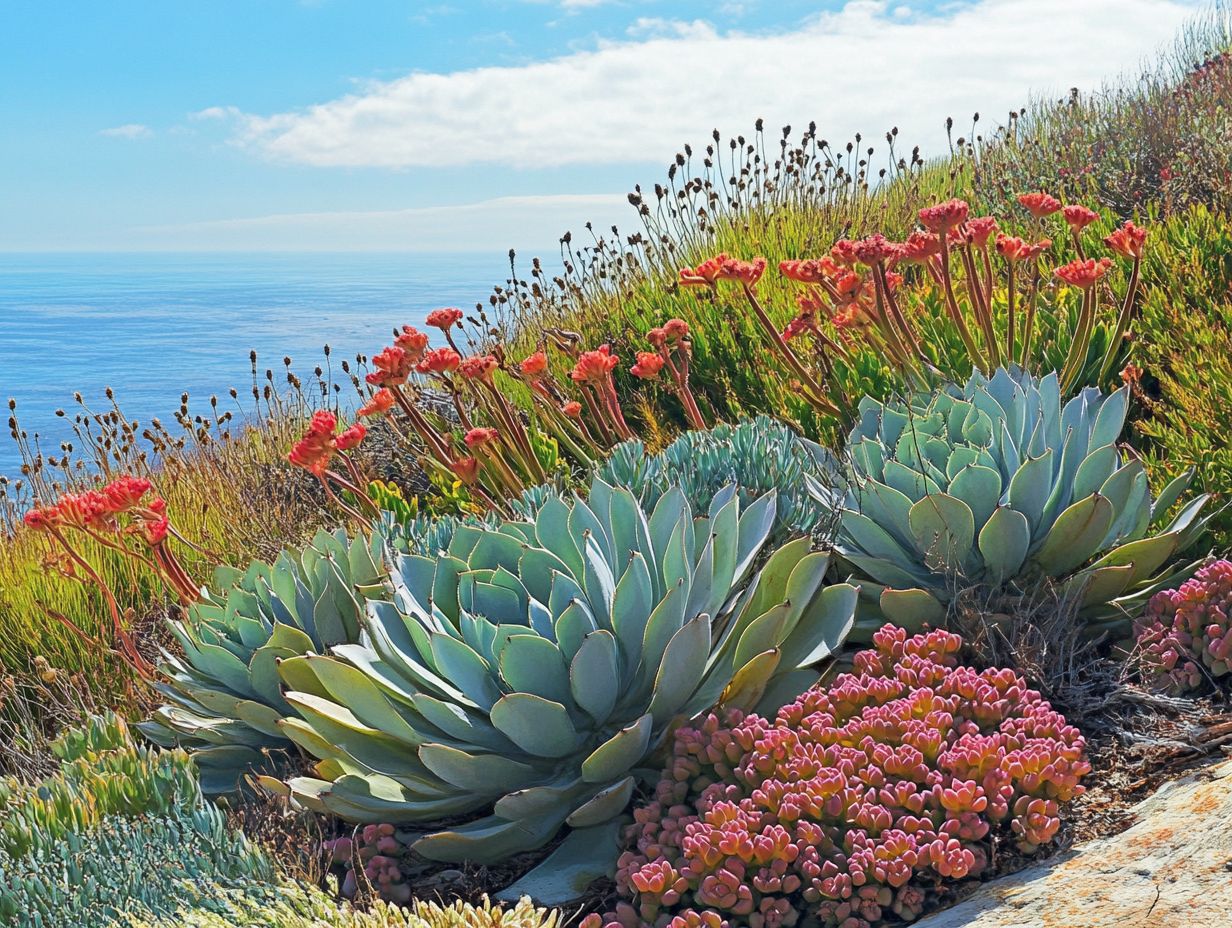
xmin=358 ymin=388 xmax=396 ymax=418
xmin=24 ymin=475 xmax=160 ymax=537
xmin=1017 ymin=192 xmax=1063 ymax=218
xmin=1104 ymin=220 xmax=1148 ymax=260
xmin=425 ymin=307 xmax=464 ymax=330
xmin=287 ymin=410 xmax=365 ymax=477
xmin=1135 ymin=560 xmax=1232 ymax=695
xmin=680 ymin=255 xmax=768 ymax=289
xmin=366 ymin=346 xmax=416 ymax=387
xmin=1054 ymin=257 xmax=1113 ymax=289
xmin=586 ymin=625 xmax=1089 ymax=928
xmin=571 ymin=344 xmax=621 ymax=384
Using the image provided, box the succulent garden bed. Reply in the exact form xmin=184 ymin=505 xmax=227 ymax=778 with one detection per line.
xmin=5 ymin=13 xmax=1232 ymax=928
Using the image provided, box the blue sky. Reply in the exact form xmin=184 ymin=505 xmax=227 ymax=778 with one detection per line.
xmin=0 ymin=0 xmax=1202 ymax=253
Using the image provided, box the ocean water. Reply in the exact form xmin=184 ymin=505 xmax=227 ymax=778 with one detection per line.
xmin=0 ymin=252 xmax=508 ymax=481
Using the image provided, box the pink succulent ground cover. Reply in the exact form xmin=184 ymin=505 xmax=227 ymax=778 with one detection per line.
xmin=586 ymin=624 xmax=1091 ymax=928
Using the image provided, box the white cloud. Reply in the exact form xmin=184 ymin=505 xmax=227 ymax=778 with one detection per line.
xmin=129 ymin=193 xmax=629 ymax=252
xmin=100 ymin=123 xmax=152 ymax=139
xmin=223 ymin=0 xmax=1199 ymax=171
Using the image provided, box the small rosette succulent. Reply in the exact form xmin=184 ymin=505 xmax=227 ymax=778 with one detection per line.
xmin=142 ymin=529 xmax=387 ymax=793
xmin=836 ymin=367 xmax=1211 ymax=633
xmin=599 ymin=415 xmax=842 ymax=542
xmin=270 ymin=479 xmax=857 ymax=903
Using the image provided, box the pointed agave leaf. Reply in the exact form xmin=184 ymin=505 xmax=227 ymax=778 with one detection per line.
xmin=413 ymin=812 xmax=566 ymax=865
xmin=719 ymin=648 xmax=782 ymax=710
xmin=1006 ymin=449 xmax=1054 ymax=533
xmin=498 ymin=634 xmax=573 ymax=707
xmin=570 ymin=630 xmax=621 ymax=725
xmin=647 ymin=615 xmax=711 ymax=725
xmin=409 ymin=693 xmax=516 ymax=753
xmin=581 ymin=714 xmax=653 ymax=783
xmin=879 ymin=589 xmax=946 ymax=630
xmin=489 ymin=693 xmax=582 ymax=758
xmin=1086 ymin=532 xmax=1181 ymax=585
xmin=978 ymin=507 xmax=1031 ymax=582
xmin=777 ymin=582 xmax=859 ymax=670
xmin=1032 ymin=494 xmax=1115 ymax=575
xmin=418 ymin=743 xmax=542 ymax=793
xmin=496 ymin=820 xmax=624 ymax=906
xmin=566 ymin=776 xmax=636 ymax=827
xmin=493 ymin=777 xmax=586 ymax=820
xmin=1064 ymin=563 xmax=1137 ymax=606
xmin=908 ymin=494 xmax=975 ymax=572
xmin=947 ymin=464 xmax=1003 ymax=533
xmin=610 ymin=552 xmax=654 ymax=675
xmin=291 ymin=654 xmax=428 ymax=747
xmin=429 ymin=634 xmax=502 ymax=711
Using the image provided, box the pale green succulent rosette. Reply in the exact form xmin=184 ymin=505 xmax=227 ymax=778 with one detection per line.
xmin=269 ymin=478 xmax=857 ymax=903
xmin=835 ymin=367 xmax=1213 ymax=636
xmin=141 ymin=529 xmax=387 ymax=794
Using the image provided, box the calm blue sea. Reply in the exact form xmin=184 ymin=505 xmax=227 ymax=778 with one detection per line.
xmin=0 ymin=252 xmax=508 ymax=481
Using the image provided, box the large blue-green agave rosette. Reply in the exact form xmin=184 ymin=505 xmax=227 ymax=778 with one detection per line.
xmin=834 ymin=367 xmax=1212 ymax=634
xmin=267 ymin=478 xmax=857 ymax=902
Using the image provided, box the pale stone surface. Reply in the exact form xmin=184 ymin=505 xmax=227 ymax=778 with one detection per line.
xmin=915 ymin=757 xmax=1232 ymax=928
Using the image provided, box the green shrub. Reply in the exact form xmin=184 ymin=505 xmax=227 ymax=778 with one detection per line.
xmin=0 ymin=714 xmax=277 ymax=928
xmin=1130 ymin=203 xmax=1232 ymax=548
xmin=129 ymin=890 xmax=559 ymax=928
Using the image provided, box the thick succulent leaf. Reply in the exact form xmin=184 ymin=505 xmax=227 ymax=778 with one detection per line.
xmin=566 ymin=776 xmax=636 ymax=827
xmin=1087 ymin=532 xmax=1181 ymax=585
xmin=581 ymin=713 xmax=653 ymax=783
xmin=430 ymin=633 xmax=502 ymax=711
xmin=281 ymin=693 xmax=426 ymax=774
xmin=1032 ymin=494 xmax=1115 ymax=575
xmin=908 ymin=494 xmax=975 ymax=573
xmin=498 ymin=634 xmax=573 ymax=707
xmin=777 ymin=582 xmax=859 ymax=670
xmin=570 ymin=630 xmax=622 ymax=724
xmin=1072 ymin=444 xmax=1119 ymax=500
xmin=413 ymin=811 xmax=566 ymax=865
xmin=1006 ymin=449 xmax=1054 ymax=534
xmin=947 ymin=464 xmax=1003 ymax=533
xmin=409 ymin=693 xmax=517 ymax=753
xmin=489 ymin=693 xmax=582 ymax=758
xmin=285 ymin=654 xmax=429 ymax=748
xmin=609 ymin=552 xmax=654 ymax=678
xmin=719 ymin=648 xmax=782 ymax=710
xmin=418 ymin=743 xmax=543 ymax=793
xmin=647 ymin=615 xmax=711 ymax=724
xmin=978 ymin=507 xmax=1031 ymax=582
xmin=493 ymin=777 xmax=587 ymax=820
xmin=1064 ymin=563 xmax=1137 ymax=607
xmin=496 ymin=819 xmax=624 ymax=905
xmin=879 ymin=588 xmax=946 ymax=630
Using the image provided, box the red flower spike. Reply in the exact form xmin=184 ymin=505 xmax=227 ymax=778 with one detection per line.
xmin=394 ymin=326 xmax=429 ymax=358
xmin=1017 ymin=191 xmax=1062 ymax=218
xmin=1061 ymin=204 xmax=1099 ymax=234
xmin=367 ymin=346 xmax=414 ymax=387
xmin=452 ymin=456 xmax=480 ymax=484
xmin=679 ymin=254 xmax=729 ymax=287
xmin=336 ymin=423 xmax=366 ymax=451
xmin=463 ymin=427 xmax=499 ymax=449
xmin=964 ymin=216 xmax=998 ymax=247
xmin=417 ymin=347 xmax=462 ymax=375
xmin=425 ymin=307 xmax=464 ymax=330
xmin=458 ymin=354 xmax=499 ymax=383
xmin=630 ymin=351 xmax=666 ymax=380
xmin=901 ymin=231 xmax=942 ymax=262
xmin=561 ymin=401 xmax=583 ymax=418
xmin=918 ymin=198 xmax=970 ymax=233
xmin=663 ymin=318 xmax=691 ymax=341
xmin=520 ymin=351 xmax=549 ymax=378
xmin=1104 ymin=220 xmax=1148 ymax=259
xmin=779 ymin=257 xmax=839 ymax=283
xmin=358 ymin=389 xmax=396 ymax=417
xmin=1054 ymin=257 xmax=1112 ymax=289
xmin=571 ymin=345 xmax=620 ymax=384
xmin=102 ymin=475 xmax=153 ymax=513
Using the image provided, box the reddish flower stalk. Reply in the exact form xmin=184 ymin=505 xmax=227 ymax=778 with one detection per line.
xmin=1098 ymin=221 xmax=1148 ymax=385
xmin=22 ymin=476 xmax=206 ymax=681
xmin=287 ymin=411 xmax=378 ymax=526
xmin=570 ymin=345 xmax=635 ymax=441
xmin=633 ymin=321 xmax=707 ymax=430
xmin=1055 ymin=257 xmax=1114 ymax=392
